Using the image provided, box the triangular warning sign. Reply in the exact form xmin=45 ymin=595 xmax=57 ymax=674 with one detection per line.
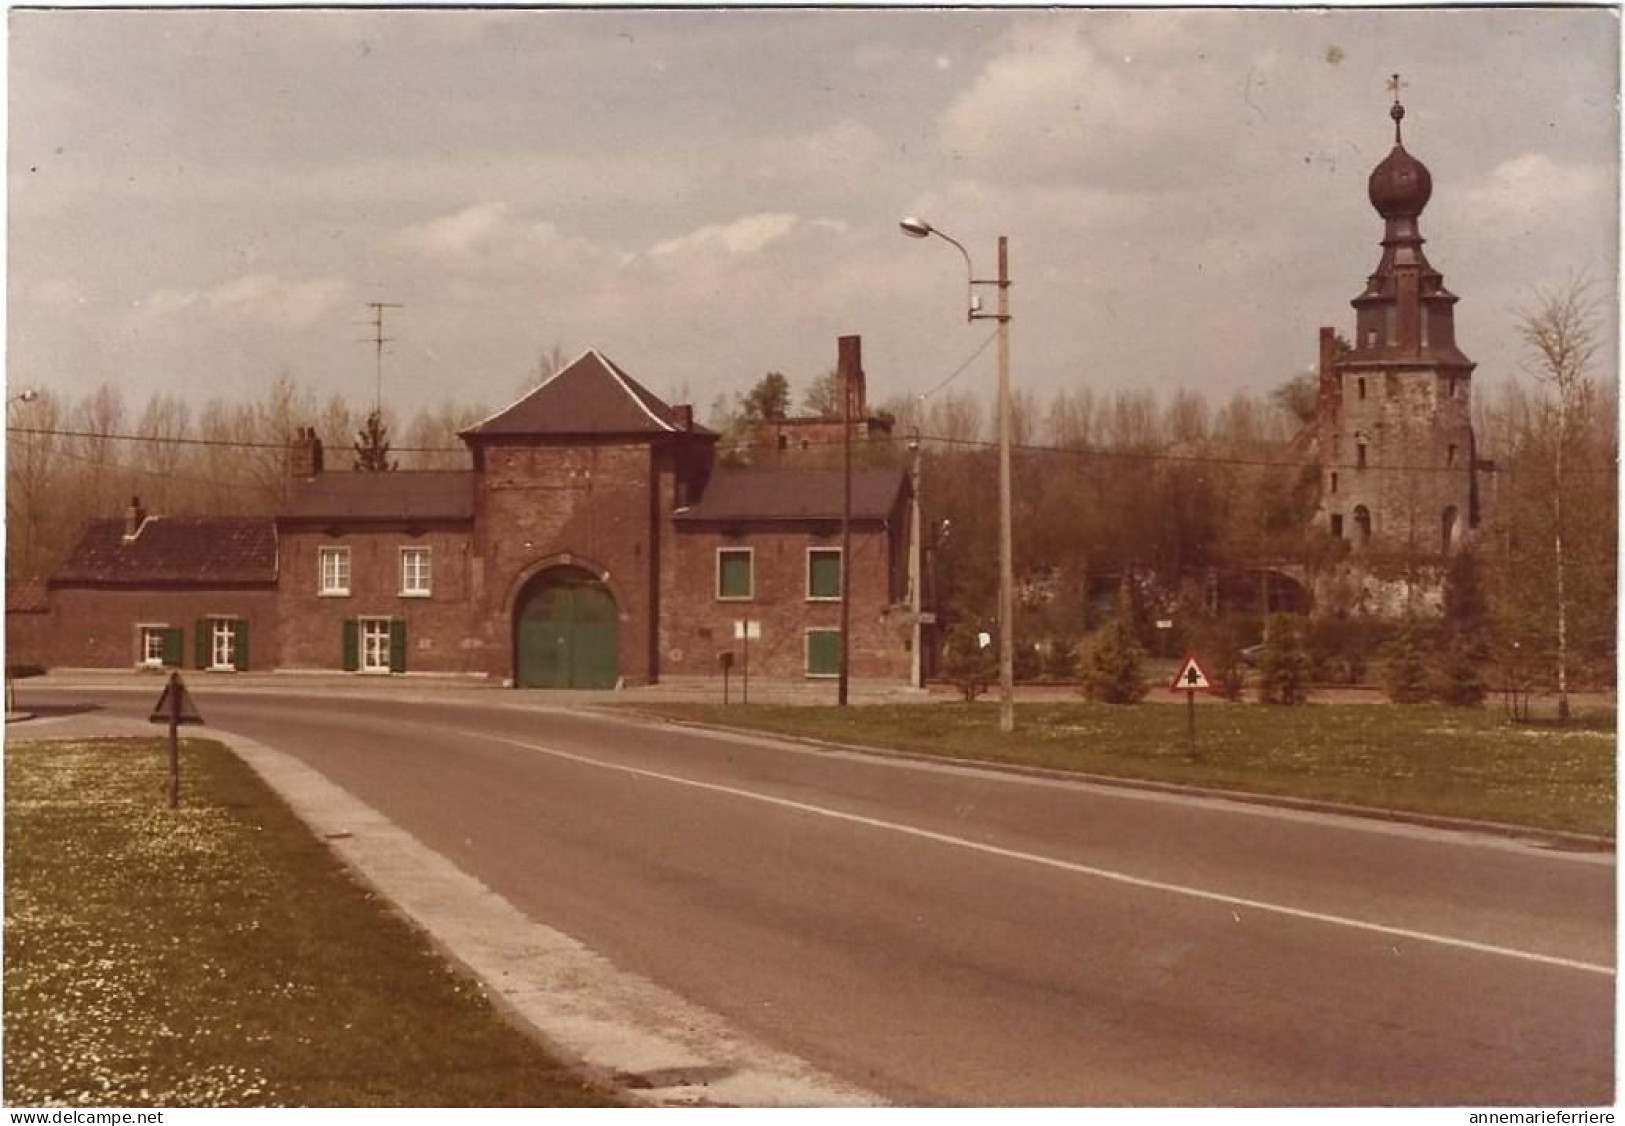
xmin=149 ymin=674 xmax=205 ymax=726
xmin=1170 ymin=655 xmax=1211 ymax=692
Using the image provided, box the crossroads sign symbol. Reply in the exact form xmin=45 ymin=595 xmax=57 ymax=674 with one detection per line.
xmin=1170 ymin=656 xmax=1211 ymax=692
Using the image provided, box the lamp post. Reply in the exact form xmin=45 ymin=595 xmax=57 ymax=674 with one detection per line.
xmin=899 ymin=217 xmax=1015 ymax=733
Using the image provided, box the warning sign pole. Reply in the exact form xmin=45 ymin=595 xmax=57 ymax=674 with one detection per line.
xmin=1169 ymin=655 xmax=1211 ymax=763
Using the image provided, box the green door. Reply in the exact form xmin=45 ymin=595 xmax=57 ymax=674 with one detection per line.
xmin=515 ymin=572 xmax=619 ymax=689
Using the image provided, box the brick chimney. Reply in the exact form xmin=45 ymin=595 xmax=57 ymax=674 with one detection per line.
xmin=837 ymin=334 xmax=866 ymax=419
xmin=122 ymin=496 xmax=147 ymax=540
xmin=672 ymin=404 xmax=694 ymax=431
xmin=288 ymin=426 xmax=325 ymax=477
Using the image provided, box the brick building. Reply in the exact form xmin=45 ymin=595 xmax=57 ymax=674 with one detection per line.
xmin=18 ymin=341 xmax=915 ymax=686
xmin=1312 ymin=94 xmax=1486 ymax=561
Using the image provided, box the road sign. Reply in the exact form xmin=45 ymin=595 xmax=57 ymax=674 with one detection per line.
xmin=1170 ymin=655 xmax=1211 ymax=692
xmin=148 ymin=674 xmax=204 ymax=726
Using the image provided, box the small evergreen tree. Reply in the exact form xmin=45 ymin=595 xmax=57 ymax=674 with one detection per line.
xmin=942 ymin=625 xmax=995 ymax=702
xmin=1079 ymin=582 xmax=1148 ymax=704
xmin=1382 ymin=614 xmax=1432 ymax=704
xmin=1434 ymin=551 xmax=1490 ymax=706
xmin=1256 ymin=612 xmax=1311 ymax=705
xmin=353 ymin=410 xmax=398 ymax=472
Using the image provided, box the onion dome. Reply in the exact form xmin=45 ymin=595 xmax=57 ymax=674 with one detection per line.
xmin=1367 ymin=98 xmax=1433 ymax=218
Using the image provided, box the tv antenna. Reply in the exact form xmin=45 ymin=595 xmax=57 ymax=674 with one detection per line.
xmin=366 ymin=301 xmax=403 ymax=414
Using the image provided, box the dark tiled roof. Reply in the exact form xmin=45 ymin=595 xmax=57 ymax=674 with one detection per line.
xmin=280 ymin=471 xmax=474 ymax=522
xmin=54 ymin=518 xmax=277 ymax=585
xmin=674 ymin=467 xmax=906 ymax=523
xmin=462 ymin=348 xmax=711 ymax=438
xmin=5 ymin=578 xmax=48 ymax=613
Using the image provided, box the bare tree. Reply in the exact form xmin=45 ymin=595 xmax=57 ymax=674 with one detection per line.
xmin=1517 ymin=273 xmax=1601 ymax=722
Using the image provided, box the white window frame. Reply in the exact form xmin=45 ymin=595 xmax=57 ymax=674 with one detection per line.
xmin=139 ymin=625 xmax=167 ymax=669
xmin=716 ymin=547 xmax=754 ymax=601
xmin=360 ymin=617 xmax=392 ymax=674
xmin=806 ymin=546 xmax=843 ymax=602
xmin=399 ymin=546 xmax=432 ymax=597
xmin=210 ymin=618 xmax=237 ymax=671
xmin=805 ymin=627 xmax=842 ymax=679
xmin=319 ymin=546 xmax=351 ymax=597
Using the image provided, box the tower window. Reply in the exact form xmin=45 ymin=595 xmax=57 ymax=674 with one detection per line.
xmin=1357 ymin=444 xmax=1368 ymax=469
xmin=1447 ymin=444 xmax=1457 ymax=467
xmin=1357 ymin=377 xmax=1367 ymax=401
xmin=1353 ymin=505 xmax=1372 ymax=546
xmin=1330 ymin=471 xmax=1339 ymax=494
xmin=1330 ymin=514 xmax=1344 ymax=539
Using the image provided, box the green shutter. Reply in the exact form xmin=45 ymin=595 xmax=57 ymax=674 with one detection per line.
xmin=195 ymin=620 xmax=210 ymax=669
xmin=233 ymin=620 xmax=250 ymax=672
xmin=160 ymin=628 xmax=183 ymax=668
xmin=807 ymin=629 xmax=841 ymax=677
xmin=718 ymin=551 xmax=751 ymax=598
xmin=389 ymin=619 xmax=407 ymax=673
xmin=342 ymin=619 xmax=359 ymax=672
xmin=809 ymin=550 xmax=842 ymax=598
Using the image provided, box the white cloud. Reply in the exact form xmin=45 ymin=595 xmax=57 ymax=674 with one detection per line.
xmin=396 ymin=201 xmax=515 ymax=258
xmin=1460 ymin=153 xmax=1610 ymax=226
xmin=648 ymin=212 xmax=802 ymax=258
xmin=132 ymin=273 xmax=352 ymax=330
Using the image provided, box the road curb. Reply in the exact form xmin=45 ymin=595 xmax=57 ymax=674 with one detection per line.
xmin=617 ymin=711 xmax=1615 ymax=854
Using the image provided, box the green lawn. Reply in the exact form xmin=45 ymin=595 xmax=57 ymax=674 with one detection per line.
xmin=631 ymin=701 xmax=1617 ymax=838
xmin=4 ymin=737 xmax=620 ymax=1108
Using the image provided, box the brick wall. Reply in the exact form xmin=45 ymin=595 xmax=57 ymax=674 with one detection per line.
xmin=276 ymin=524 xmax=482 ymax=674
xmin=472 ymin=439 xmax=661 ymax=684
xmin=662 ymin=520 xmax=909 ymax=680
xmin=41 ymin=587 xmax=279 ymax=671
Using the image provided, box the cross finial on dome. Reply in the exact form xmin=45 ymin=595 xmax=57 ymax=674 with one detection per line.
xmin=1387 ymin=73 xmax=1407 ymax=144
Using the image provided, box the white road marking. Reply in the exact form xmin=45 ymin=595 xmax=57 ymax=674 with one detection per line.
xmin=460 ymin=727 xmax=1617 ymax=980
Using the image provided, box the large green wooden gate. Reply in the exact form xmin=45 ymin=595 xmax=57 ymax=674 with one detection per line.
xmin=514 ymin=569 xmax=620 ymax=689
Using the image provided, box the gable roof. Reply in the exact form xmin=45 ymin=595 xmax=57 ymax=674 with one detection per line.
xmin=54 ymin=517 xmax=278 ymax=586
xmin=673 ymin=466 xmax=907 ymax=524
xmin=280 ymin=470 xmax=474 ymax=523
xmin=462 ymin=348 xmax=710 ymax=439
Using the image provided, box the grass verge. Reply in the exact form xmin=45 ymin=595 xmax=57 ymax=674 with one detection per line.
xmin=630 ymin=701 xmax=1616 ymax=838
xmin=3 ymin=737 xmax=620 ymax=1107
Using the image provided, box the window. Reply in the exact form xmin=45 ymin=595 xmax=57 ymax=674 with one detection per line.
xmin=319 ymin=546 xmax=351 ymax=596
xmin=717 ymin=548 xmax=753 ymax=600
xmin=1330 ymin=514 xmax=1345 ymax=539
xmin=400 ymin=547 xmax=432 ymax=597
xmin=1357 ymin=377 xmax=1367 ymax=401
xmin=807 ymin=547 xmax=842 ymax=600
xmin=140 ymin=626 xmax=172 ymax=668
xmin=1353 ymin=505 xmax=1373 ymax=546
xmin=1447 ymin=444 xmax=1458 ymax=468
xmin=806 ymin=628 xmax=841 ymax=678
xmin=1330 ymin=471 xmax=1339 ymax=495
xmin=361 ymin=618 xmax=392 ymax=673
xmin=211 ymin=619 xmax=237 ymax=670
xmin=1356 ymin=443 xmax=1368 ymax=470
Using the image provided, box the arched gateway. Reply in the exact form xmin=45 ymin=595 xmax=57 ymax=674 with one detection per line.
xmin=513 ymin=566 xmax=619 ymax=689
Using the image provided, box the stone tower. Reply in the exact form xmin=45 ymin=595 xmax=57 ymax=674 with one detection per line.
xmin=1314 ymin=89 xmax=1481 ymax=562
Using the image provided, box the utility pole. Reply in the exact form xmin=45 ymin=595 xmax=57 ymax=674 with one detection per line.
xmin=838 ymin=338 xmax=854 ymax=707
xmin=994 ymin=237 xmax=1015 ymax=733
xmin=367 ymin=302 xmax=403 ymax=415
xmin=909 ymin=424 xmax=924 ymax=690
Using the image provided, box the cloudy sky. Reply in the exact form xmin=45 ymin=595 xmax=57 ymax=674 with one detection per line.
xmin=9 ymin=7 xmax=1619 ymax=429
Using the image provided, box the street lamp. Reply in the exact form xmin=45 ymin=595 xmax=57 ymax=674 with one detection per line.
xmin=899 ymin=216 xmax=1016 ymax=733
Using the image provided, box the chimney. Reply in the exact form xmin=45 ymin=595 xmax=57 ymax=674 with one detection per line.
xmin=837 ymin=334 xmax=866 ymax=419
xmin=1317 ymin=327 xmax=1340 ymax=420
xmin=288 ymin=426 xmax=325 ymax=477
xmin=672 ymin=404 xmax=694 ymax=431
xmin=123 ymin=496 xmax=147 ymax=540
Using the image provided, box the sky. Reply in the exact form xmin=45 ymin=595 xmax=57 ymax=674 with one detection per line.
xmin=8 ymin=7 xmax=1620 ymax=430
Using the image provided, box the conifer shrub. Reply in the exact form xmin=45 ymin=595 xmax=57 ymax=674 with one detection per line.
xmin=942 ymin=625 xmax=996 ymax=702
xmin=1256 ymin=612 xmax=1312 ymax=705
xmin=1382 ymin=614 xmax=1433 ymax=704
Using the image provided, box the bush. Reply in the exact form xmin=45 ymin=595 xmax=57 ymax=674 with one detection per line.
xmin=1382 ymin=614 xmax=1432 ymax=704
xmin=1079 ymin=618 xmax=1149 ymax=704
xmin=1042 ymin=637 xmax=1079 ymax=681
xmin=1257 ymin=613 xmax=1311 ymax=705
xmin=942 ymin=626 xmax=996 ymax=702
xmin=1013 ymin=637 xmax=1044 ymax=683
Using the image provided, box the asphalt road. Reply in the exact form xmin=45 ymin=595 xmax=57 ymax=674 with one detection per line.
xmin=24 ymin=684 xmax=1616 ymax=1105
